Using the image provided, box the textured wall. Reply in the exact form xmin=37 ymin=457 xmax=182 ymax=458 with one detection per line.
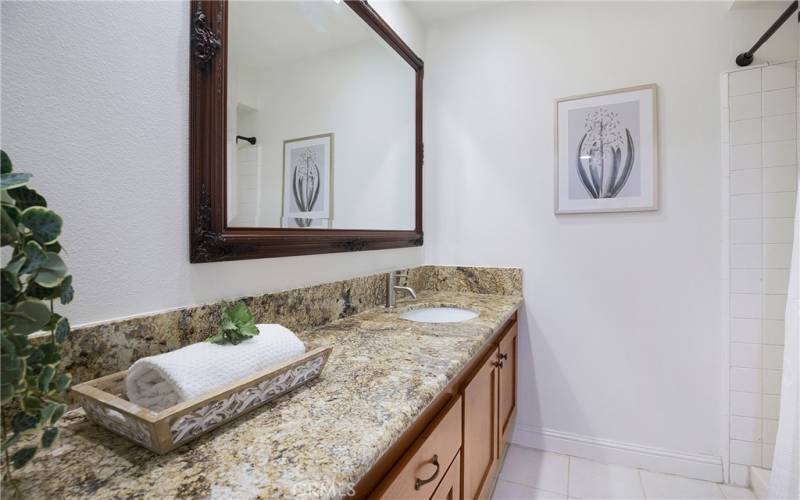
xmin=0 ymin=0 xmax=425 ymax=327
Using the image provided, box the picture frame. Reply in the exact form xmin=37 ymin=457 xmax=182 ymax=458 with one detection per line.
xmin=281 ymin=218 xmax=331 ymax=229
xmin=282 ymin=133 xmax=334 ymax=221
xmin=554 ymin=84 xmax=658 ymax=214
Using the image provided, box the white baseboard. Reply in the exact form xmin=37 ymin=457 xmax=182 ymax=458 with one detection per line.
xmin=512 ymin=424 xmax=724 ymax=483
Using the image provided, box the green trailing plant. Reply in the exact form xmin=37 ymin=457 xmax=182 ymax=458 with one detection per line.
xmin=0 ymin=150 xmax=74 ymax=479
xmin=207 ymin=302 xmax=259 ymax=345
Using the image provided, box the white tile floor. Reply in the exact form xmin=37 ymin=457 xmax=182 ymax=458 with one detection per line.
xmin=492 ymin=445 xmax=756 ymax=500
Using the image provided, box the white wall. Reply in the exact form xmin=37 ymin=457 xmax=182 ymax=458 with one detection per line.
xmin=238 ymin=40 xmax=415 ymax=229
xmin=423 ymin=1 xmax=798 ymax=480
xmin=0 ymin=0 xmax=424 ymax=327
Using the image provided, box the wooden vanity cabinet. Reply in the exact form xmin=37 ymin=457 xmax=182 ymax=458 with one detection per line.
xmin=497 ymin=323 xmax=518 ymax=453
xmin=367 ymin=314 xmax=518 ymax=500
xmin=463 ymin=347 xmax=500 ymax=500
xmin=463 ymin=321 xmax=517 ymax=499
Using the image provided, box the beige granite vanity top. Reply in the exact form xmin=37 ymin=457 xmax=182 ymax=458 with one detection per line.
xmin=7 ymin=290 xmax=522 ymax=499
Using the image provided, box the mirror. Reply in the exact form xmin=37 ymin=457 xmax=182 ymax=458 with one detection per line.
xmin=189 ymin=0 xmax=422 ymax=262
xmin=226 ymin=1 xmax=416 ymax=231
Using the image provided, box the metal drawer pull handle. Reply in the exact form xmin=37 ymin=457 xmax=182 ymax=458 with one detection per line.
xmin=498 ymin=353 xmax=508 ymax=360
xmin=414 ymin=454 xmax=440 ymax=490
xmin=492 ymin=360 xmax=504 ymax=368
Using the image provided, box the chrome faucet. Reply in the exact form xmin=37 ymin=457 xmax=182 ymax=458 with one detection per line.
xmin=386 ymin=270 xmax=416 ymax=308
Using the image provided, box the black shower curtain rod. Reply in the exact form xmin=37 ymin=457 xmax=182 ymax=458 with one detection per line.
xmin=736 ymin=0 xmax=798 ymax=67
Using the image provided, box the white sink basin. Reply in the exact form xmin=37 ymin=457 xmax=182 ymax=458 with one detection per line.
xmin=399 ymin=307 xmax=479 ymax=323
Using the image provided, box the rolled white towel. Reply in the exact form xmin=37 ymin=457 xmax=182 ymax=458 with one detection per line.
xmin=125 ymin=324 xmax=306 ymax=412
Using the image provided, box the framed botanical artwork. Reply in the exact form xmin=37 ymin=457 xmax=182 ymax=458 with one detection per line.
xmin=282 ymin=133 xmax=333 ymax=221
xmin=281 ymin=217 xmax=330 ymax=229
xmin=555 ymin=84 xmax=658 ymax=214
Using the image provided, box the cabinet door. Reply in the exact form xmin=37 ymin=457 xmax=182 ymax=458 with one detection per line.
xmin=372 ymin=397 xmax=463 ymax=500
xmin=463 ymin=348 xmax=499 ymax=500
xmin=430 ymin=451 xmax=461 ymax=500
xmin=498 ymin=323 xmax=517 ymax=451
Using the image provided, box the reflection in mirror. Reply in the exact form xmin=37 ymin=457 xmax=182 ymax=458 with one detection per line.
xmin=226 ymin=1 xmax=416 ymax=231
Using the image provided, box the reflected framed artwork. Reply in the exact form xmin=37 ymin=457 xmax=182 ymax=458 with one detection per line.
xmin=282 ymin=133 xmax=333 ymax=222
xmin=282 ymin=218 xmax=331 ymax=229
xmin=555 ymin=84 xmax=658 ymax=214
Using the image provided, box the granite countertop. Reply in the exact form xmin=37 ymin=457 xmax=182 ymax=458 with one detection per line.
xmin=7 ymin=290 xmax=522 ymax=499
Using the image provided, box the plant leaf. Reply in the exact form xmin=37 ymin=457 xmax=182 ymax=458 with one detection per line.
xmin=40 ymin=403 xmax=58 ymax=424
xmin=8 ymin=186 xmax=47 ymax=210
xmin=0 ymin=356 xmax=22 ymax=387
xmin=26 ymin=274 xmax=71 ymax=301
xmin=1 ymin=271 xmax=20 ymax=300
xmin=20 ymin=206 xmax=62 ymax=244
xmin=25 ymin=346 xmax=43 ymax=370
xmin=5 ymin=299 xmax=51 ymax=335
xmin=50 ymin=403 xmax=65 ymax=424
xmin=6 ymin=254 xmax=26 ymax=277
xmin=22 ymin=396 xmax=42 ymax=412
xmin=1 ymin=188 xmax=16 ymax=207
xmin=11 ymin=447 xmax=37 ymax=469
xmin=6 ymin=254 xmax=26 ymax=276
xmin=208 ymin=302 xmax=259 ymax=345
xmin=60 ymin=282 xmax=74 ymax=305
xmin=54 ymin=374 xmax=71 ymax=393
xmin=1 ymin=172 xmax=32 ymax=190
xmin=219 ymin=318 xmax=237 ymax=331
xmin=1 ymin=206 xmax=19 ymax=246
xmin=1 ymin=150 xmax=12 ymax=174
xmin=11 ymin=412 xmax=38 ymax=434
xmin=229 ymin=302 xmax=252 ymax=323
xmin=54 ymin=316 xmax=70 ymax=343
xmin=38 ymin=365 xmax=55 ymax=392
xmin=2 ymin=274 xmax=20 ymax=295
xmin=38 ymin=343 xmax=60 ymax=365
xmin=33 ymin=252 xmax=66 ymax=287
xmin=0 ymin=383 xmax=15 ymax=402
xmin=1 ymin=432 xmax=20 ymax=452
xmin=206 ymin=332 xmax=226 ymax=345
xmin=239 ymin=322 xmax=258 ymax=336
xmin=21 ymin=240 xmax=47 ymax=274
xmin=41 ymin=427 xmax=58 ymax=449
xmin=1 ymin=331 xmax=17 ymax=357
xmin=4 ymin=331 xmax=29 ymax=354
xmin=46 ymin=241 xmax=62 ymax=254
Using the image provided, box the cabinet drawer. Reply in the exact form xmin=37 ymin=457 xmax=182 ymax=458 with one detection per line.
xmin=372 ymin=396 xmax=463 ymax=500
xmin=431 ymin=451 xmax=461 ymax=500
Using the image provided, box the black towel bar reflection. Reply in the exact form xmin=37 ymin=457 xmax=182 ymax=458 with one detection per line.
xmin=736 ymin=0 xmax=798 ymax=67
xmin=236 ymin=135 xmax=256 ymax=145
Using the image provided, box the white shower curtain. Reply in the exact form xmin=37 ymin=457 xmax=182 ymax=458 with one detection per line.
xmin=768 ymin=182 xmax=800 ymax=499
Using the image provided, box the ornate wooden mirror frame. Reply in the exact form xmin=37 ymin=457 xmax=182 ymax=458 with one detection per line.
xmin=189 ymin=0 xmax=423 ymax=263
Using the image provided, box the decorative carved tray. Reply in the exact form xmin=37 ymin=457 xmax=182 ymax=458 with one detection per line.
xmin=72 ymin=345 xmax=332 ymax=454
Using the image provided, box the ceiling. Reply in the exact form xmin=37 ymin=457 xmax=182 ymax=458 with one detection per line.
xmin=228 ymin=0 xmax=502 ymax=71
xmin=728 ymin=0 xmax=794 ymax=10
xmin=404 ymin=0 xmax=498 ymax=24
xmin=229 ymin=1 xmax=376 ymax=71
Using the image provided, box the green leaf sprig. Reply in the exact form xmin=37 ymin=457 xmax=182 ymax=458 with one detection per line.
xmin=207 ymin=302 xmax=259 ymax=345
xmin=1 ymin=150 xmax=74 ymax=478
